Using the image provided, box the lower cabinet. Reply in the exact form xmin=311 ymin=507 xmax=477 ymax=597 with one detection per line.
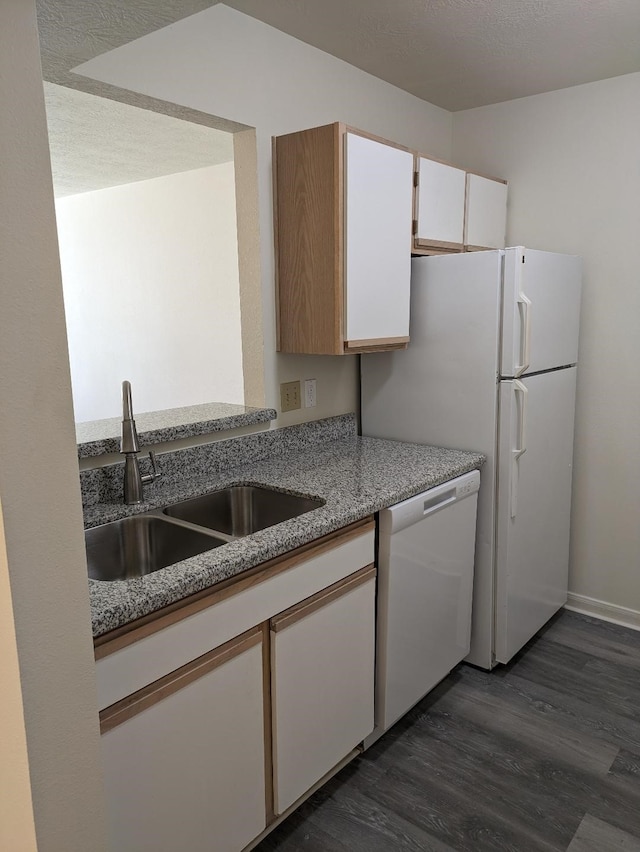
xmin=270 ymin=566 xmax=376 ymax=814
xmin=96 ymin=520 xmax=375 ymax=852
xmin=100 ymin=629 xmax=266 ymax=852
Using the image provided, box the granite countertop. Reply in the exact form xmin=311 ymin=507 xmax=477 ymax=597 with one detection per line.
xmin=89 ymin=434 xmax=484 ymax=638
xmin=76 ymin=402 xmax=277 ymax=458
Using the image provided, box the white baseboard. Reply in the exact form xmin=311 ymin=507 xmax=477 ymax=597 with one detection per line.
xmin=564 ymin=593 xmax=640 ymax=633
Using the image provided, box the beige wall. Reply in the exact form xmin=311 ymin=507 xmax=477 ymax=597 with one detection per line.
xmin=56 ymin=162 xmax=244 ymax=421
xmin=0 ymin=501 xmax=37 ymax=852
xmin=0 ymin=1 xmax=107 ymax=849
xmin=452 ymin=73 xmax=640 ymax=616
xmin=71 ymin=3 xmax=454 ymax=428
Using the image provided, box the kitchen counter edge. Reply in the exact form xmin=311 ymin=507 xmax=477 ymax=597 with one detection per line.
xmin=88 ymin=436 xmax=485 ymax=639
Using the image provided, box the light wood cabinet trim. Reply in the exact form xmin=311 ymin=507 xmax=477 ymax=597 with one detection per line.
xmin=414 ymin=238 xmax=464 ymax=251
xmin=344 ymin=124 xmax=416 ymax=155
xmin=99 ymin=626 xmax=262 ymax=733
xmin=344 ymin=340 xmax=409 ymax=354
xmin=414 ymin=150 xmax=460 ymax=169
xmin=270 ymin=564 xmax=376 ymax=633
xmin=335 ymin=122 xmax=346 ymax=351
xmin=94 ymin=517 xmax=375 ymax=658
xmin=464 ymin=244 xmax=494 ymax=252
xmin=344 ymin=337 xmax=409 ymax=355
xmin=272 ymin=134 xmax=283 ymax=352
xmin=261 ymin=621 xmax=275 ymax=824
xmin=465 ymin=168 xmax=508 ymax=184
xmin=274 ymin=122 xmax=343 ymax=355
xmin=412 ymin=246 xmax=464 ymax=257
xmin=345 ymin=335 xmax=409 ymax=349
xmin=244 ymin=749 xmax=360 ymax=851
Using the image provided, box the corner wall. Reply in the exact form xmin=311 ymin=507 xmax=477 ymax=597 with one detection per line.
xmin=0 ymin=1 xmax=107 ymax=848
xmin=70 ymin=3 xmax=454 ymax=427
xmin=0 ymin=501 xmax=37 ymax=851
xmin=452 ymin=73 xmax=640 ymax=619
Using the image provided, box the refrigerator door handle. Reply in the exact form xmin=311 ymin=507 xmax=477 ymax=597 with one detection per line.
xmin=514 ymin=292 xmax=532 ymax=378
xmin=511 ymin=379 xmax=528 ymax=518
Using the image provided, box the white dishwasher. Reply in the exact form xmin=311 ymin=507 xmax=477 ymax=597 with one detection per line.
xmin=369 ymin=470 xmax=480 ymax=742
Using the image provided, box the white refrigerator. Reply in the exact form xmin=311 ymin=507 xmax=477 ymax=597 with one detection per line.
xmin=361 ymin=247 xmax=582 ymax=669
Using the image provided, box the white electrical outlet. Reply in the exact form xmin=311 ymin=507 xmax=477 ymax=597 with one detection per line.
xmin=304 ymin=378 xmax=317 ymax=408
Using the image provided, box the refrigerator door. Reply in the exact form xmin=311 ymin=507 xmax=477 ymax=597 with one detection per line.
xmin=495 ymin=367 xmax=577 ymax=664
xmin=501 ymin=248 xmax=581 ymax=378
xmin=361 ymin=250 xmax=503 ymax=669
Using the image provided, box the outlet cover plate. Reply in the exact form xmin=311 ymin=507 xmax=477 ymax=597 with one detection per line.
xmin=304 ymin=378 xmax=317 ymax=408
xmin=280 ymin=380 xmax=301 ymax=412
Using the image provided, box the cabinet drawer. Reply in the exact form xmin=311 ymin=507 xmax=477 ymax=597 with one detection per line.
xmin=96 ymin=522 xmax=374 ymax=710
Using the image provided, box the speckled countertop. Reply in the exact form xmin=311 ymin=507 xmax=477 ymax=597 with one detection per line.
xmin=86 ymin=417 xmax=484 ymax=638
xmin=76 ymin=402 xmax=277 ymax=458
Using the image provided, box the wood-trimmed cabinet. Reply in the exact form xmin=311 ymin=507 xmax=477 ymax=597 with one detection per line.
xmin=273 ymin=122 xmax=508 ymax=353
xmin=412 ymin=157 xmax=508 ymax=255
xmin=413 ymin=155 xmax=466 ymax=253
xmin=270 ymin=565 xmax=375 ymax=814
xmin=95 ymin=520 xmax=376 ymax=852
xmin=100 ymin=629 xmax=266 ymax=852
xmin=464 ymin=172 xmax=508 ymax=251
xmin=273 ymin=123 xmax=414 ymax=355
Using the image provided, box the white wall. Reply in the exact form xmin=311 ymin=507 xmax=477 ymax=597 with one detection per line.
xmin=0 ymin=1 xmax=107 ymax=848
xmin=452 ymin=73 xmax=640 ymax=617
xmin=71 ymin=3 xmax=453 ymax=427
xmin=56 ymin=162 xmax=244 ymax=422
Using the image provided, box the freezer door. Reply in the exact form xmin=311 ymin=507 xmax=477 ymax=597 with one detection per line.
xmin=495 ymin=367 xmax=577 ymax=664
xmin=501 ymin=248 xmax=581 ymax=378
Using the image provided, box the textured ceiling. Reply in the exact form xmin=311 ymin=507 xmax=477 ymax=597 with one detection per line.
xmin=37 ymin=0 xmax=640 ymax=113
xmin=224 ymin=0 xmax=640 ymax=110
xmin=44 ymin=83 xmax=234 ymax=197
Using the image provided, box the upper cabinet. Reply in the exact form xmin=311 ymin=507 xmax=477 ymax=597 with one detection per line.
xmin=464 ymin=172 xmax=508 ymax=251
xmin=412 ymin=159 xmax=508 ymax=255
xmin=413 ymin=156 xmax=466 ymax=253
xmin=274 ymin=123 xmax=508 ymax=355
xmin=274 ymin=123 xmax=414 ymax=355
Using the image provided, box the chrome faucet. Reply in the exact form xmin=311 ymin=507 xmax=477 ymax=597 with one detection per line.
xmin=120 ymin=380 xmax=161 ymax=504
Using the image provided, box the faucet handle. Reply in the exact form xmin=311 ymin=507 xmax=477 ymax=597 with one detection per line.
xmin=141 ymin=450 xmax=161 ymax=485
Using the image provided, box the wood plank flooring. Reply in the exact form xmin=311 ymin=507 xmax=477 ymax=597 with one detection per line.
xmin=256 ymin=611 xmax=640 ymax=851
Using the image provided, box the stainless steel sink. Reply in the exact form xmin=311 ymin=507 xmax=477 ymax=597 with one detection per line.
xmin=86 ymin=515 xmax=226 ymax=582
xmin=163 ymin=485 xmax=324 ymax=537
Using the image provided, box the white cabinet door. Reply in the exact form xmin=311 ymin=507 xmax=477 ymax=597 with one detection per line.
xmin=415 ymin=156 xmax=466 ymax=248
xmin=464 ymin=173 xmax=508 ymax=249
xmin=344 ymin=133 xmax=413 ymax=346
xmin=101 ymin=629 xmax=266 ymax=852
xmin=271 ymin=567 xmax=376 ymax=814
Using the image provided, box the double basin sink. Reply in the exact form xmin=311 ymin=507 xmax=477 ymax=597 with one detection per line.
xmin=85 ymin=485 xmax=324 ymax=582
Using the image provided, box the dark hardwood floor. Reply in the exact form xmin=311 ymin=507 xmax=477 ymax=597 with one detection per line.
xmin=256 ymin=611 xmax=640 ymax=851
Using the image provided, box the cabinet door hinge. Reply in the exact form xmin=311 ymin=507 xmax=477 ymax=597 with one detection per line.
xmin=412 ymin=218 xmax=418 ymax=235
xmin=413 ymin=170 xmax=419 ymax=188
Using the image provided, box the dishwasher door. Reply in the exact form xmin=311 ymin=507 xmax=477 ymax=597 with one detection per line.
xmin=374 ymin=470 xmax=480 ymax=734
